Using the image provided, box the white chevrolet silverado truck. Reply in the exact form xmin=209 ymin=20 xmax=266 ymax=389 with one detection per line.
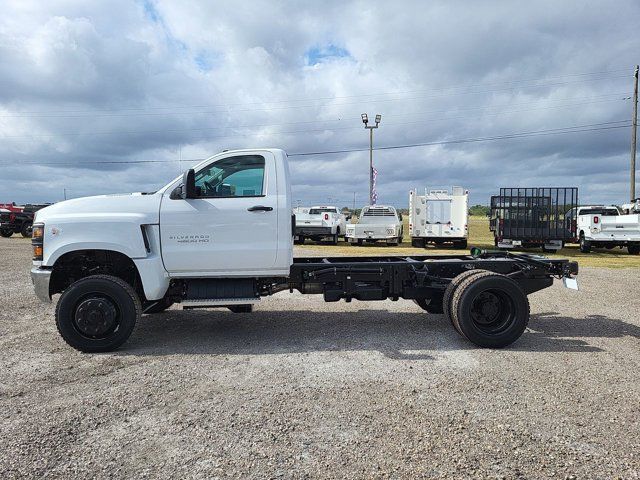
xmin=345 ymin=205 xmax=403 ymax=246
xmin=293 ymin=206 xmax=346 ymax=244
xmin=30 ymin=148 xmax=578 ymax=352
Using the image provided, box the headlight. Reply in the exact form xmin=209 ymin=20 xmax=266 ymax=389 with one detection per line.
xmin=32 ymin=224 xmax=44 ymax=260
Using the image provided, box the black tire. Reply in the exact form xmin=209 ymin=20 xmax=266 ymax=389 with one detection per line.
xmin=454 ymin=239 xmax=468 ymax=249
xmin=55 ymin=274 xmax=141 ymax=352
xmin=579 ymin=235 xmax=591 ymax=253
xmin=21 ymin=222 xmax=32 ymax=238
xmin=143 ymin=297 xmax=174 ymax=314
xmin=294 ymin=236 xmax=304 ymax=245
xmin=0 ymin=228 xmax=12 ymax=238
xmin=330 ymin=233 xmax=338 ymax=245
xmin=443 ymin=269 xmax=486 ymax=334
xmin=628 ymin=244 xmax=640 ymax=255
xmin=413 ymin=298 xmax=444 ymax=314
xmin=450 ymin=271 xmax=530 ymax=348
xmin=228 ymin=304 xmax=253 ymax=313
xmin=411 ymin=238 xmax=425 ymax=248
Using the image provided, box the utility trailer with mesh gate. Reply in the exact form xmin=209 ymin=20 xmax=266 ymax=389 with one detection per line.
xmin=489 ymin=187 xmax=578 ymax=252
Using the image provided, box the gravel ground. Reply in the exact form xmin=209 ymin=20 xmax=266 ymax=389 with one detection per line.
xmin=1 ymin=236 xmax=639 ymax=479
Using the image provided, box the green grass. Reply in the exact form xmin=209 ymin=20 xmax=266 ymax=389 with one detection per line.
xmin=298 ymin=216 xmax=640 ymax=268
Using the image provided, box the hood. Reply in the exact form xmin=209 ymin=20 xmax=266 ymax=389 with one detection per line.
xmin=35 ymin=192 xmax=162 ymax=225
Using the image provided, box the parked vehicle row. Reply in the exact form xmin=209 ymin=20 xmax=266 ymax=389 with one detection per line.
xmin=0 ymin=203 xmax=50 ymax=238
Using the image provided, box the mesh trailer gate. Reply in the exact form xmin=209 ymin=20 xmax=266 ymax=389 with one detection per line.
xmin=490 ymin=187 xmax=578 ymax=251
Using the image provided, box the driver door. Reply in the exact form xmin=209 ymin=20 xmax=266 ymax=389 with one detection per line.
xmin=159 ymin=151 xmax=279 ymax=275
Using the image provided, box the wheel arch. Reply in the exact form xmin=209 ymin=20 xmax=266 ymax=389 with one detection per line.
xmin=50 ymin=249 xmax=147 ymax=301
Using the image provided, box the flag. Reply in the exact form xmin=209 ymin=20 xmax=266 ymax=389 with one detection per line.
xmin=371 ymin=166 xmax=378 ymax=204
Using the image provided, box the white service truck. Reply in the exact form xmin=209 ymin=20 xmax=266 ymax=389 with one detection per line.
xmin=568 ymin=205 xmax=640 ymax=255
xmin=294 ymin=206 xmax=346 ymax=244
xmin=30 ymin=148 xmax=578 ymax=352
xmin=345 ymin=205 xmax=403 ymax=246
xmin=409 ymin=187 xmax=468 ymax=249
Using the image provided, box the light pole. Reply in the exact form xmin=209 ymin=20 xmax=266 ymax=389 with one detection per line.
xmin=362 ymin=113 xmax=381 ymax=205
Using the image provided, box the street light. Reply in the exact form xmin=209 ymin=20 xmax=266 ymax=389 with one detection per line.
xmin=362 ymin=113 xmax=381 ymax=205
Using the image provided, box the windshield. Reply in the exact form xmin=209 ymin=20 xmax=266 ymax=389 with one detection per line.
xmin=309 ymin=208 xmax=337 ymax=214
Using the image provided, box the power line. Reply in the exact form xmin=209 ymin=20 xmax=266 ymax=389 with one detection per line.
xmin=0 ymin=72 xmax=628 ymax=118
xmin=0 ymin=120 xmax=630 ymax=167
xmin=2 ymin=94 xmax=629 ymax=140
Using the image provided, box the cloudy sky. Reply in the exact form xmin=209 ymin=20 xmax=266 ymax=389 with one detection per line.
xmin=0 ymin=0 xmax=638 ymax=208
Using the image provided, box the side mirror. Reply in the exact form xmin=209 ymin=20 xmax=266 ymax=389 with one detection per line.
xmin=182 ymin=169 xmax=197 ymax=199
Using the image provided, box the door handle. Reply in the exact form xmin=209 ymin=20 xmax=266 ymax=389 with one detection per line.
xmin=247 ymin=205 xmax=273 ymax=212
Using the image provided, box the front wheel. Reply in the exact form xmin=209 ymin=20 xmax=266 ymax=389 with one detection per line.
xmin=628 ymin=244 xmax=640 ymax=255
xmin=55 ymin=275 xmax=141 ymax=352
xmin=0 ymin=228 xmax=12 ymax=238
xmin=21 ymin=222 xmax=32 ymax=238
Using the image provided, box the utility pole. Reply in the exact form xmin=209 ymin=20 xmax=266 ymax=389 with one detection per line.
xmin=631 ymin=65 xmax=639 ymax=202
xmin=63 ymin=188 xmax=67 ymax=200
xmin=352 ymin=191 xmax=356 ymax=212
xmin=361 ymin=113 xmax=382 ymax=205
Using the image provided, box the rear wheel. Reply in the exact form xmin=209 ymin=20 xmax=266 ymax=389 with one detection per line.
xmin=21 ymin=222 xmax=32 ymax=238
xmin=330 ymin=233 xmax=338 ymax=245
xmin=411 ymin=238 xmax=425 ymax=248
xmin=628 ymin=244 xmax=640 ymax=255
xmin=443 ymin=269 xmax=486 ymax=333
xmin=579 ymin=235 xmax=591 ymax=253
xmin=0 ymin=228 xmax=12 ymax=238
xmin=294 ymin=236 xmax=304 ymax=245
xmin=453 ymin=239 xmax=468 ymax=249
xmin=450 ymin=272 xmax=529 ymax=348
xmin=55 ymin=275 xmax=141 ymax=352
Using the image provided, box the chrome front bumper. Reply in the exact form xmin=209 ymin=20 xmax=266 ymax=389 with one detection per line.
xmin=30 ymin=267 xmax=52 ymax=303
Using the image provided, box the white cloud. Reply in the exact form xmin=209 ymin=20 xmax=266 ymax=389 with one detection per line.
xmin=0 ymin=0 xmax=638 ymax=207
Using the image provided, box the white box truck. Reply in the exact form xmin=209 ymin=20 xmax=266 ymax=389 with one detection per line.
xmin=409 ymin=187 xmax=468 ymax=248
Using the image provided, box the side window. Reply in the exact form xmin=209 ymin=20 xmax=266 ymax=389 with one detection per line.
xmin=194 ymin=155 xmax=265 ymax=198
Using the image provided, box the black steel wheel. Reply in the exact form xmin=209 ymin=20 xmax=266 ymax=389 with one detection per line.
xmin=55 ymin=275 xmax=141 ymax=352
xmin=450 ymin=271 xmax=529 ymax=348
xmin=21 ymin=222 xmax=32 ymax=238
xmin=0 ymin=228 xmax=12 ymax=238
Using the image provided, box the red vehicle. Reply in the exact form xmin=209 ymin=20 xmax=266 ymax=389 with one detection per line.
xmin=0 ymin=203 xmax=50 ymax=238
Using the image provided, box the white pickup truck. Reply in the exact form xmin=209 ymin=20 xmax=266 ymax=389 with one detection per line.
xmin=345 ymin=205 xmax=403 ymax=246
xmin=568 ymin=205 xmax=640 ymax=255
xmin=30 ymin=148 xmax=578 ymax=352
xmin=293 ymin=206 xmax=346 ymax=244
xmin=409 ymin=187 xmax=468 ymax=248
